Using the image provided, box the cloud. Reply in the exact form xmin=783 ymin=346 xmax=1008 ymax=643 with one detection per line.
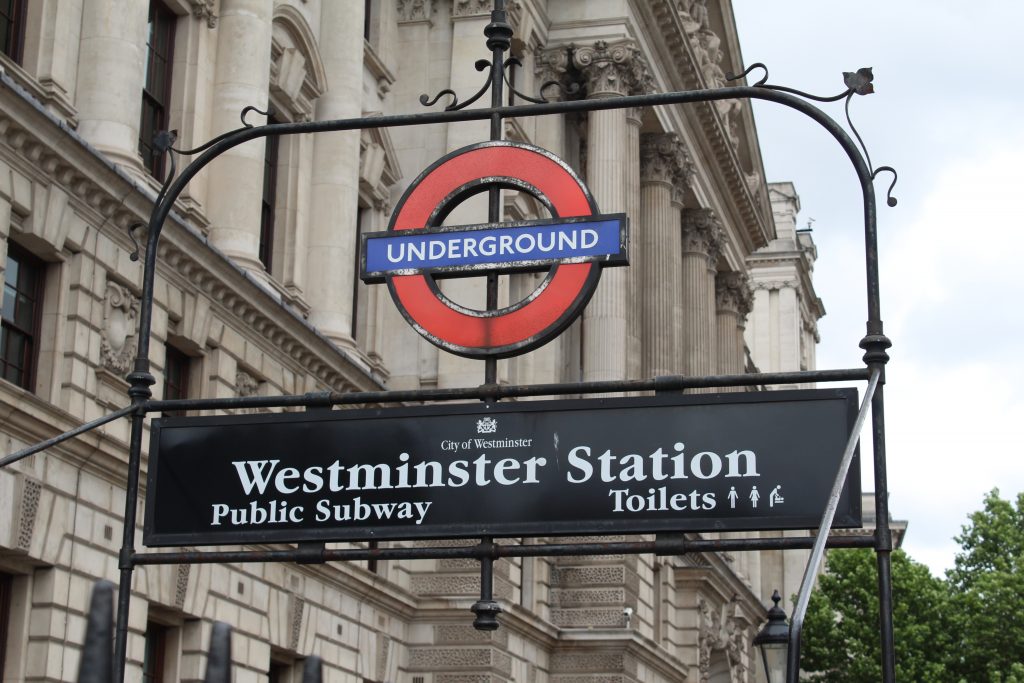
xmin=875 ymin=139 xmax=1024 ymax=572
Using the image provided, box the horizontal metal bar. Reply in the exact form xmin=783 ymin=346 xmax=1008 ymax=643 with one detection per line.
xmin=183 ymin=84 xmax=829 ymax=140
xmin=145 ymin=368 xmax=869 ymax=413
xmin=0 ymin=404 xmax=135 ymax=468
xmin=130 ymin=533 xmax=876 ymax=566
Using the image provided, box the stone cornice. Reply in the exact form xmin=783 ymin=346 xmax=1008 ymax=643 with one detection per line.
xmin=551 ymin=631 xmax=691 ymax=682
xmin=0 ymin=73 xmax=385 ymax=397
xmin=571 ymin=40 xmax=653 ymax=98
xmin=645 ymin=0 xmax=771 ymax=251
xmin=0 ymin=381 xmax=131 ymax=487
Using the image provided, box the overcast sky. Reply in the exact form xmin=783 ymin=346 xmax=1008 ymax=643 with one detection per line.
xmin=732 ymin=1 xmax=1024 ymax=575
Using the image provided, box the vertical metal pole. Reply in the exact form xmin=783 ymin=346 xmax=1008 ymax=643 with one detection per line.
xmin=859 ymin=151 xmax=896 ymax=681
xmin=471 ymin=536 xmax=501 ymax=630
xmin=113 ymin=366 xmax=154 ymax=683
xmin=870 ymin=382 xmax=896 ymax=680
xmin=76 ymin=581 xmax=114 ymax=683
xmin=204 ymin=622 xmax=233 ymax=683
xmin=473 ymin=3 xmax=512 ymax=629
xmin=483 ymin=0 xmax=510 ymax=386
xmin=302 ymin=655 xmax=324 ymax=683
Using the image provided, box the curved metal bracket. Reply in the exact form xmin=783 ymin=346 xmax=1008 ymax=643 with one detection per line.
xmin=727 ymin=64 xmax=899 ymax=206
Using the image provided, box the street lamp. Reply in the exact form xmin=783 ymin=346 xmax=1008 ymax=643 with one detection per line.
xmin=753 ymin=590 xmax=790 ymax=683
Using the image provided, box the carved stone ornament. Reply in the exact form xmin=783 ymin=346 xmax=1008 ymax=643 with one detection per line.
xmin=639 ymin=132 xmax=694 ymax=186
xmin=680 ymin=0 xmax=710 ymax=34
xmin=681 ymin=207 xmax=724 ymax=264
xmin=175 ymin=564 xmax=190 ymax=609
xmin=572 ymin=40 xmax=653 ymax=98
xmin=697 ymin=598 xmax=751 ymax=683
xmin=451 ymin=0 xmax=491 ymax=18
xmin=716 ymin=272 xmax=753 ymax=317
xmin=189 ymin=0 xmax=217 ymax=28
xmin=698 ymin=30 xmax=727 ymax=89
xmin=397 ymin=0 xmax=433 ymax=23
xmin=745 ymin=170 xmax=765 ymax=210
xmin=100 ymin=282 xmax=140 ymax=377
xmin=17 ymin=478 xmax=41 ymax=551
xmin=534 ymin=45 xmax=572 ymax=99
xmin=752 ymin=278 xmax=799 ymax=292
xmin=235 ymin=369 xmax=259 ymax=398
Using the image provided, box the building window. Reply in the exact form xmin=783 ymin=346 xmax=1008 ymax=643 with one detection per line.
xmin=364 ymin=0 xmax=372 ymax=41
xmin=1 ymin=244 xmax=44 ymax=391
xmin=142 ymin=622 xmax=168 ymax=683
xmin=0 ymin=0 xmax=25 ymax=63
xmin=162 ymin=345 xmax=190 ymax=415
xmin=260 ymin=113 xmax=280 ymax=271
xmin=269 ymin=660 xmax=291 ymax=683
xmin=140 ymin=1 xmax=176 ymax=178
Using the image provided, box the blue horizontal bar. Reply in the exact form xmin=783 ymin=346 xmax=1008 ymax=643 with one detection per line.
xmin=362 ymin=215 xmax=626 ymax=279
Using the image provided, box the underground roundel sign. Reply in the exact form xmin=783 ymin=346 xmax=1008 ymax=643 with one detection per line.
xmin=360 ymin=141 xmax=628 ymax=358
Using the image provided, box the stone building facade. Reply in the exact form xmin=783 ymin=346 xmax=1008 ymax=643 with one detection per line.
xmin=0 ymin=1 xmax=836 ymax=682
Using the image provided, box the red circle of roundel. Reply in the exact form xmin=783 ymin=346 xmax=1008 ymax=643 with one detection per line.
xmin=386 ymin=141 xmax=601 ymax=358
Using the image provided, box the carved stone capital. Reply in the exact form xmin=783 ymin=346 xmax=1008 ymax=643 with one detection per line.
xmin=100 ymin=282 xmax=140 ymax=377
xmin=639 ymin=132 xmax=693 ymax=187
xmin=572 ymin=40 xmax=652 ymax=98
xmin=752 ymin=278 xmax=799 ymax=292
xmin=451 ymin=0 xmax=490 ymax=18
xmin=681 ymin=207 xmax=724 ymax=264
xmin=397 ymin=0 xmax=433 ymax=23
xmin=534 ymin=45 xmax=572 ymax=101
xmin=190 ymin=0 xmax=217 ymax=28
xmin=716 ymin=271 xmax=753 ymax=317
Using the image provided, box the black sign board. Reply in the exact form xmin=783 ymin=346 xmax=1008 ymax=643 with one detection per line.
xmin=143 ymin=389 xmax=861 ymax=547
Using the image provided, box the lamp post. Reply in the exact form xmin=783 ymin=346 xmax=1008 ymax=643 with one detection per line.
xmin=753 ymin=590 xmax=790 ymax=683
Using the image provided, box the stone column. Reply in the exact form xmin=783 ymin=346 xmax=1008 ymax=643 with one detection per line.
xmin=573 ymin=40 xmax=650 ymax=383
xmin=715 ymin=271 xmax=753 ymax=380
xmin=638 ymin=133 xmax=690 ymax=378
xmin=386 ymin=1 xmax=438 ymax=389
xmin=625 ymin=107 xmax=643 ymax=380
xmin=436 ymin=1 xmax=495 ymax=389
xmin=511 ymin=45 xmax=574 ymax=388
xmin=205 ymin=0 xmax=273 ymax=269
xmin=76 ymin=0 xmax=148 ymax=167
xmin=305 ymin=0 xmax=365 ymax=345
xmin=680 ymin=208 xmax=722 ymax=378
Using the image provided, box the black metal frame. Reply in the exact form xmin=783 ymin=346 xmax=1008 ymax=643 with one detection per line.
xmin=0 ymin=2 xmax=897 ymax=682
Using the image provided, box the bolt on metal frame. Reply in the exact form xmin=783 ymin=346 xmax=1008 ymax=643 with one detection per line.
xmin=0 ymin=2 xmax=898 ymax=682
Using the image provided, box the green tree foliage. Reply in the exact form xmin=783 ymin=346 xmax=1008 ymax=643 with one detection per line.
xmin=947 ymin=489 xmax=1024 ymax=682
xmin=800 ymin=548 xmax=953 ymax=682
xmin=796 ymin=489 xmax=1024 ymax=682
